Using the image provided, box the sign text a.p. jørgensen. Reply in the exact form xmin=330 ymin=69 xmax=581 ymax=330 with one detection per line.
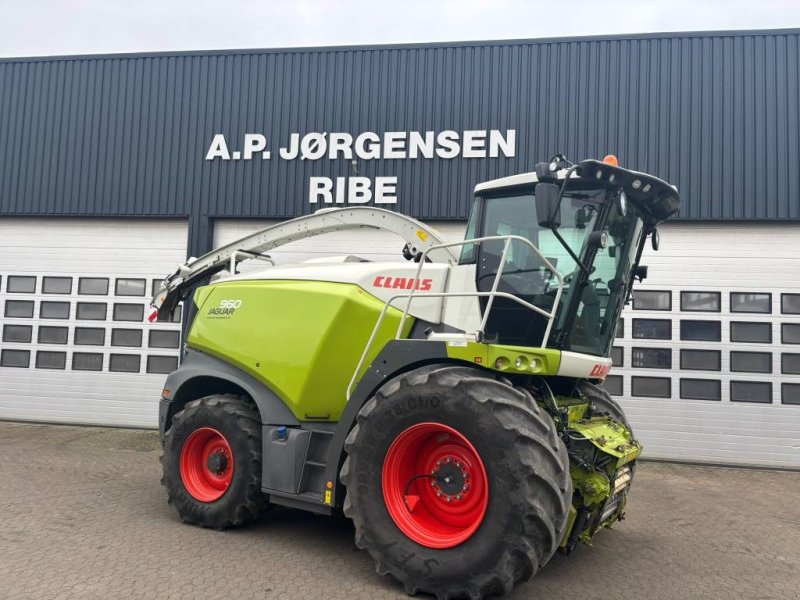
xmin=205 ymin=129 xmax=516 ymax=205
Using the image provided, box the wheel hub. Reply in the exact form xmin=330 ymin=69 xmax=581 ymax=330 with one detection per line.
xmin=431 ymin=459 xmax=468 ymax=500
xmin=179 ymin=427 xmax=234 ymax=502
xmin=382 ymin=422 xmax=489 ymax=549
xmin=207 ymin=450 xmax=229 ymax=475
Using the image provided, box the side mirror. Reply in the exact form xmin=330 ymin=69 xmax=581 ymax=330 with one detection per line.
xmin=535 ymin=183 xmax=561 ymax=228
xmin=634 ymin=265 xmax=648 ymax=281
xmin=651 ymin=230 xmax=661 ymax=251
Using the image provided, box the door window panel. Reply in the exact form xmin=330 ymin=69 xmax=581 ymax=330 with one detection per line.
xmin=149 ymin=330 xmax=180 ymax=349
xmin=38 ymin=326 xmax=69 ymax=344
xmin=73 ymin=353 xmax=103 ymax=371
xmin=631 ymin=376 xmax=671 ymax=398
xmin=36 ymin=351 xmax=66 ymax=370
xmin=730 ymin=322 xmax=772 ymax=343
xmin=632 ymin=290 xmax=671 ymax=311
xmin=74 ymin=327 xmax=105 ymax=346
xmin=42 ymin=277 xmax=72 ymax=294
xmin=1 ymin=349 xmax=30 ymax=368
xmin=632 ymin=319 xmax=671 ymax=340
xmin=115 ymin=278 xmax=147 ymax=297
xmin=3 ymin=324 xmax=32 ymax=342
xmin=781 ymin=353 xmax=800 ymax=375
xmin=40 ymin=301 xmax=70 ymax=319
xmin=610 ymin=346 xmax=624 ymax=367
xmin=5 ymin=300 xmax=34 ymax=318
xmin=146 ymin=355 xmax=179 ymax=374
xmin=602 ymin=375 xmax=623 ymax=396
xmin=76 ymin=302 xmax=107 ymax=320
xmin=730 ymin=292 xmax=771 ymax=314
xmin=782 ymin=324 xmax=800 ymax=344
xmin=7 ymin=276 xmax=36 ymax=293
xmin=730 ymin=351 xmax=772 ymax=374
xmin=109 ymin=354 xmax=141 ymax=373
xmin=782 ymin=383 xmax=800 ymax=405
xmin=631 ymin=347 xmax=671 ymax=369
xmin=111 ymin=329 xmax=143 ymax=347
xmin=680 ymin=320 xmax=721 ymax=342
xmin=113 ymin=304 xmax=144 ymax=322
xmin=730 ymin=381 xmax=772 ymax=403
xmin=680 ymin=379 xmax=721 ymax=401
xmin=78 ymin=278 xmax=109 ymax=295
xmin=680 ymin=291 xmax=721 ymax=312
xmin=680 ymin=349 xmax=721 ymax=371
xmin=781 ymin=294 xmax=800 ymax=314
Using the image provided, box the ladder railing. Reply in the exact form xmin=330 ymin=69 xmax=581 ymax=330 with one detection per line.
xmin=347 ymin=235 xmax=564 ymax=399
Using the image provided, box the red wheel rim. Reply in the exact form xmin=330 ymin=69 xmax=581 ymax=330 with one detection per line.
xmin=180 ymin=427 xmax=234 ymax=502
xmin=382 ymin=422 xmax=489 ymax=549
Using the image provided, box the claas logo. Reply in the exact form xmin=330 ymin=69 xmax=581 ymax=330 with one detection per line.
xmin=373 ymin=276 xmax=433 ymax=291
xmin=590 ymin=364 xmax=611 ymax=378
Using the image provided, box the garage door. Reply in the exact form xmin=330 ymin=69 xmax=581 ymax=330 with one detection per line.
xmin=0 ymin=219 xmax=187 ymax=428
xmin=213 ymin=218 xmax=467 ymax=264
xmin=611 ymin=222 xmax=800 ymax=468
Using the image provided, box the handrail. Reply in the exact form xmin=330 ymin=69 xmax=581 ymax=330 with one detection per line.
xmin=397 ymin=235 xmax=563 ymax=341
xmin=346 ymin=235 xmax=565 ymax=399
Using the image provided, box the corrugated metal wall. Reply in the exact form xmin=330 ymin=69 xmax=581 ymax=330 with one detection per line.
xmin=1 ymin=30 xmax=799 ymax=252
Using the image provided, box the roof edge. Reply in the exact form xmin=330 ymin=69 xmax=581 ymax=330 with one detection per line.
xmin=2 ymin=27 xmax=800 ymax=64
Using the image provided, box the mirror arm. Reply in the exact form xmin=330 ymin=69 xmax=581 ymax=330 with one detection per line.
xmin=624 ymin=231 xmax=650 ymax=304
xmin=546 ymin=164 xmax=590 ymax=276
xmin=547 ymin=164 xmax=578 ymax=223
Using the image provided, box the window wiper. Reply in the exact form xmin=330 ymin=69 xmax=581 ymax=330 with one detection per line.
xmin=550 ymin=229 xmax=590 ymax=276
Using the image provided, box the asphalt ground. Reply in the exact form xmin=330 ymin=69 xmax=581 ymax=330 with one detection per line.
xmin=0 ymin=421 xmax=798 ymax=600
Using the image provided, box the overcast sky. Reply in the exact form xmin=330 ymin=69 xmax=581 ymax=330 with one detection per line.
xmin=0 ymin=0 xmax=798 ymax=58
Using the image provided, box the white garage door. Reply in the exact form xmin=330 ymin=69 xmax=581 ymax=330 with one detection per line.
xmin=611 ymin=222 xmax=800 ymax=468
xmin=213 ymin=218 xmax=467 ymax=263
xmin=0 ymin=219 xmax=187 ymax=428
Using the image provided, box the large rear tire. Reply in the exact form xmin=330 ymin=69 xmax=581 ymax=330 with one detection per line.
xmin=161 ymin=394 xmax=268 ymax=529
xmin=341 ymin=365 xmax=572 ymax=599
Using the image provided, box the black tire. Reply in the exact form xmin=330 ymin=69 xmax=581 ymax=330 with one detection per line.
xmin=578 ymin=380 xmax=633 ymax=433
xmin=578 ymin=380 xmax=638 ymax=483
xmin=161 ymin=394 xmax=268 ymax=529
xmin=341 ymin=365 xmax=572 ymax=599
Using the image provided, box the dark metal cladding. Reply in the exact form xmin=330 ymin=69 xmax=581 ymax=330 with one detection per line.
xmin=1 ymin=29 xmax=799 ymax=256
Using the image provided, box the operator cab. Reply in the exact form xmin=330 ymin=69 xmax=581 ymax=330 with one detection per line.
xmin=463 ymin=155 xmax=680 ymax=357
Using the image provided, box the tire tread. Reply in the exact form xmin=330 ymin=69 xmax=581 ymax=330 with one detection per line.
xmin=161 ymin=394 xmax=268 ymax=529
xmin=341 ymin=366 xmax=572 ymax=599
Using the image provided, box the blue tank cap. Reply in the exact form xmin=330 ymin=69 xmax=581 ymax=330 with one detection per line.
xmin=276 ymin=426 xmax=288 ymax=441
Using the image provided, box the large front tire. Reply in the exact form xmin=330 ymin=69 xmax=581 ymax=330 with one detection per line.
xmin=161 ymin=394 xmax=268 ymax=529
xmin=341 ymin=366 xmax=572 ymax=599
xmin=578 ymin=380 xmax=633 ymax=432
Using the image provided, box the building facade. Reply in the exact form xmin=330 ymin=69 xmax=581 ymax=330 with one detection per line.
xmin=0 ymin=29 xmax=798 ymax=467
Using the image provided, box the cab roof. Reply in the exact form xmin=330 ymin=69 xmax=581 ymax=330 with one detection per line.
xmin=474 ymin=159 xmax=680 ymax=225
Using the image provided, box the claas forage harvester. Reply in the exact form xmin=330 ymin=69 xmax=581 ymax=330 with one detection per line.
xmin=151 ymin=154 xmax=679 ymax=599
